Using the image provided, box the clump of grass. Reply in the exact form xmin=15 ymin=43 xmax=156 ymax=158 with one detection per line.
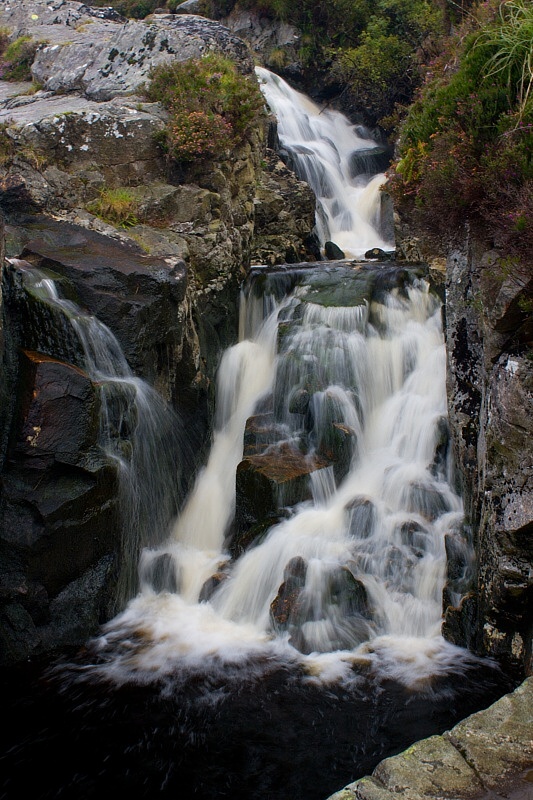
xmin=0 ymin=34 xmax=40 ymax=82
xmin=0 ymin=124 xmax=16 ymax=166
xmin=87 ymin=187 xmax=140 ymax=228
xmin=474 ymin=0 xmax=533 ymax=126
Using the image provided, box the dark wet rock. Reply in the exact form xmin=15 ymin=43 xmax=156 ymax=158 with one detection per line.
xmin=378 ymin=191 xmax=395 ymax=245
xmin=346 ymin=497 xmax=376 ymax=540
xmin=364 ymin=247 xmax=395 ymax=261
xmin=234 ymin=442 xmax=331 ymax=546
xmin=142 ymin=553 xmax=179 ymax=594
xmin=273 ymin=352 xmax=325 ymax=419
xmin=308 ymin=392 xmax=358 ymax=483
xmin=397 ymin=520 xmax=428 ymax=555
xmin=228 ymin=516 xmax=283 ymax=559
xmin=444 ymin=239 xmax=533 ymax=675
xmin=405 ymin=481 xmax=450 ymax=522
xmin=38 ymin=554 xmax=117 ymax=654
xmin=430 ymin=415 xmax=451 ymax=478
xmin=270 ymin=557 xmax=308 ymax=630
xmin=329 ymin=566 xmax=369 ymax=617
xmin=0 ymin=345 xmax=120 ymax=660
xmin=251 ymin=148 xmax=319 ymax=265
xmin=325 ymin=241 xmax=345 ymax=260
xmin=288 ymin=387 xmax=311 ymax=416
xmin=9 ymin=218 xmax=187 ymax=393
xmin=199 ymin=571 xmax=229 ymax=603
xmin=445 ymin=530 xmax=474 ymax=587
xmin=348 ymin=146 xmax=391 ymax=179
xmin=13 ymin=350 xmax=100 ymax=470
xmin=242 ymin=412 xmax=286 ymax=457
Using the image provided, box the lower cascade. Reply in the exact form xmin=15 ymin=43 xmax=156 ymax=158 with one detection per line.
xmin=91 ymin=265 xmax=470 ymax=683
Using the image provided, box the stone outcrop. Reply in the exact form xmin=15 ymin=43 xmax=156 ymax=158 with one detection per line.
xmin=0 ymin=0 xmax=318 ymax=665
xmin=326 ymin=676 xmax=533 ymax=800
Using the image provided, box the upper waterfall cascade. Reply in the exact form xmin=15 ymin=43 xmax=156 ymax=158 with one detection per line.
xmin=255 ymin=67 xmax=395 ymax=259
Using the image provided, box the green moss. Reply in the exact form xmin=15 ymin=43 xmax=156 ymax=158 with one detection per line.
xmin=0 ymin=35 xmax=41 ymax=82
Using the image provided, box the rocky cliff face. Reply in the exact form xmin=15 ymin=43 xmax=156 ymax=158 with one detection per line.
xmin=0 ymin=0 xmax=317 ymax=665
xmin=442 ymin=235 xmax=532 ymax=679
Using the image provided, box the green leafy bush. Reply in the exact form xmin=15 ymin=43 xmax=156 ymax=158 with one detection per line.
xmin=331 ymin=19 xmax=413 ymax=117
xmin=145 ymin=53 xmax=265 ymax=162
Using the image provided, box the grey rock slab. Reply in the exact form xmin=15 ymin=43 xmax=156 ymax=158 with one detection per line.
xmin=371 ymin=734 xmax=483 ymax=799
xmin=0 ymin=81 xmax=35 ymax=101
xmin=445 ymin=676 xmax=533 ymax=793
xmin=0 ymin=2 xmax=255 ymax=101
xmin=0 ymin=92 xmax=104 ymax=125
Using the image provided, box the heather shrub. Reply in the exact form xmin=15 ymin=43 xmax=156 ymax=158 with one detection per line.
xmin=388 ymin=0 xmax=532 ymax=265
xmin=145 ymin=54 xmax=265 ymax=162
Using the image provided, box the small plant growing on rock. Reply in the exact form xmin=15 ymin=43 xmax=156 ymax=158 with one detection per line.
xmin=0 ymin=124 xmax=16 ymax=166
xmin=0 ymin=34 xmax=40 ymax=82
xmin=145 ymin=53 xmax=266 ymax=163
xmin=87 ymin=187 xmax=140 ymax=228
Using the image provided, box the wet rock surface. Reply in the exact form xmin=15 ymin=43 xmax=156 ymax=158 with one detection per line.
xmin=443 ymin=239 xmax=533 ymax=678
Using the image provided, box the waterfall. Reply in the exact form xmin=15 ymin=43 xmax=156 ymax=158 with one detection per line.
xmin=2 ymin=76 xmax=508 ymax=800
xmin=255 ymin=67 xmax=394 ymax=258
xmin=11 ymin=262 xmax=183 ymax=606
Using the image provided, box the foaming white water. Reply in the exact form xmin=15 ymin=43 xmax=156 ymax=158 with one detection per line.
xmin=86 ymin=269 xmax=474 ymax=689
xmin=255 ymin=67 xmax=394 ymax=258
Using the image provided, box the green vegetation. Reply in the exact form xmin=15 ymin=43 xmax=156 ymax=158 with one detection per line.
xmin=387 ymin=0 xmax=532 ymax=266
xmin=223 ymin=0 xmax=446 ymax=125
xmin=87 ymin=0 xmax=165 ymax=18
xmin=87 ymin=187 xmax=140 ymax=228
xmin=144 ymin=53 xmax=265 ymax=162
xmin=87 ymin=0 xmax=446 ymax=126
xmin=0 ymin=123 xmax=16 ymax=165
xmin=0 ymin=32 xmax=41 ymax=82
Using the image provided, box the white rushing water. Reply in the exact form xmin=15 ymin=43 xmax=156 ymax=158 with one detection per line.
xmin=255 ymin=67 xmax=394 ymax=258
